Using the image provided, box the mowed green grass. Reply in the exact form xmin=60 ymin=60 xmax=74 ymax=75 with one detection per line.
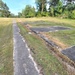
xmin=48 ymin=29 xmax=75 ymax=47
xmin=18 ymin=23 xmax=68 ymax=75
xmin=0 ymin=18 xmax=13 ymax=75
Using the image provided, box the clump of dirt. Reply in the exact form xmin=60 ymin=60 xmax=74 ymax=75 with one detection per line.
xmin=26 ymin=24 xmax=32 ymax=28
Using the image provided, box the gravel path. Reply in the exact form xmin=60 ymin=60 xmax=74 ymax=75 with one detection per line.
xmin=13 ymin=21 xmax=39 ymax=75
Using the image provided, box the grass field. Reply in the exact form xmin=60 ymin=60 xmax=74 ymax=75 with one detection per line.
xmin=17 ymin=17 xmax=75 ymax=75
xmin=16 ymin=17 xmax=75 ymax=27
xmin=47 ymin=29 xmax=75 ymax=48
xmin=22 ymin=20 xmax=75 ymax=28
xmin=18 ymin=23 xmax=68 ymax=75
xmin=0 ymin=18 xmax=13 ymax=75
xmin=0 ymin=17 xmax=75 ymax=75
xmin=18 ymin=17 xmax=75 ymax=49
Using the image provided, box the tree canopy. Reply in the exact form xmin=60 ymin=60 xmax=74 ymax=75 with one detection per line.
xmin=0 ymin=0 xmax=10 ymax=17
xmin=0 ymin=0 xmax=74 ymax=19
xmin=34 ymin=0 xmax=75 ymax=18
xmin=35 ymin=0 xmax=47 ymax=12
xmin=20 ymin=5 xmax=35 ymax=18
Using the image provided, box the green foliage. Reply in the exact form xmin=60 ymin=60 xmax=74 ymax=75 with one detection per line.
xmin=55 ymin=1 xmax=63 ymax=16
xmin=0 ymin=0 xmax=10 ymax=17
xmin=67 ymin=10 xmax=75 ymax=19
xmin=22 ymin=5 xmax=35 ymax=18
xmin=35 ymin=0 xmax=47 ymax=12
xmin=18 ymin=12 xmax=22 ymax=18
xmin=18 ymin=0 xmax=75 ymax=19
xmin=49 ymin=6 xmax=54 ymax=16
xmin=72 ymin=10 xmax=75 ymax=19
xmin=62 ymin=3 xmax=75 ymax=19
xmin=48 ymin=0 xmax=75 ymax=18
xmin=36 ymin=11 xmax=42 ymax=17
xmin=35 ymin=0 xmax=47 ymax=17
xmin=49 ymin=0 xmax=62 ymax=17
xmin=49 ymin=0 xmax=60 ymax=6
xmin=36 ymin=11 xmax=49 ymax=17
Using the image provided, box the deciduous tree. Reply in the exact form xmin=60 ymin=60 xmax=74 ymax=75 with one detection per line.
xmin=22 ymin=5 xmax=35 ymax=18
xmin=0 ymin=0 xmax=10 ymax=17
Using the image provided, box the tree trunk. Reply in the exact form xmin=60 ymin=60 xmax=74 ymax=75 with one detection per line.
xmin=42 ymin=3 xmax=44 ymax=12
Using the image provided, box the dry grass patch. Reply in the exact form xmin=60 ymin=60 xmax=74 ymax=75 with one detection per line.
xmin=0 ymin=18 xmax=13 ymax=75
xmin=15 ymin=17 xmax=75 ymax=27
xmin=41 ymin=32 xmax=68 ymax=50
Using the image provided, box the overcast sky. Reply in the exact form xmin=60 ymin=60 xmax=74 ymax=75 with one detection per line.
xmin=3 ymin=0 xmax=36 ymax=15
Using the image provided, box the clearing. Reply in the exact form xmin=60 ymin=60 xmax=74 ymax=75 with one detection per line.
xmin=0 ymin=17 xmax=75 ymax=75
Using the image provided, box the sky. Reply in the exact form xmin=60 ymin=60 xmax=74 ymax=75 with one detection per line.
xmin=3 ymin=0 xmax=36 ymax=15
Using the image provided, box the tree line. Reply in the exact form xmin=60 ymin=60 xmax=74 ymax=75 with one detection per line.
xmin=0 ymin=0 xmax=75 ymax=18
xmin=0 ymin=0 xmax=10 ymax=17
xmin=0 ymin=0 xmax=16 ymax=17
xmin=18 ymin=0 xmax=75 ymax=19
